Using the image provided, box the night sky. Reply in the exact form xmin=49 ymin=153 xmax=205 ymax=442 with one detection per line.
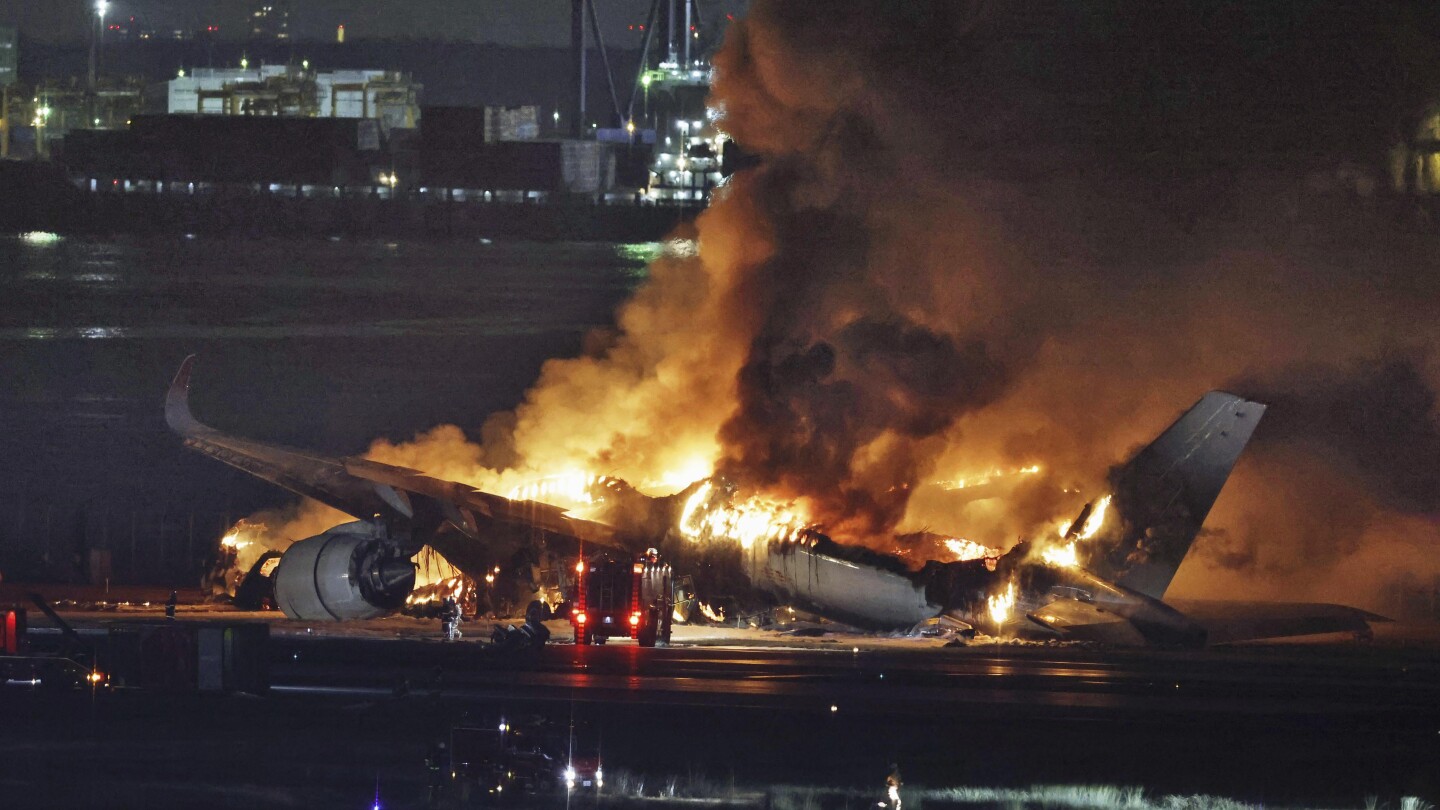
xmin=0 ymin=0 xmax=749 ymax=46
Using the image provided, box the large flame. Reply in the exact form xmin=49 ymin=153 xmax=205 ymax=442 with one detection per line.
xmin=678 ymin=482 xmax=812 ymax=549
xmin=943 ymin=537 xmax=998 ymax=562
xmin=987 ymin=579 xmax=1017 ymax=626
xmin=1039 ymin=495 xmax=1112 ymax=569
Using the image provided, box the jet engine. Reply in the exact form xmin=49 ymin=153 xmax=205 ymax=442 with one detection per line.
xmin=272 ymin=521 xmax=417 ymax=620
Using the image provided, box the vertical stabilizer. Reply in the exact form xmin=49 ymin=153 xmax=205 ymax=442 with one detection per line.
xmin=1089 ymin=392 xmax=1265 ymax=599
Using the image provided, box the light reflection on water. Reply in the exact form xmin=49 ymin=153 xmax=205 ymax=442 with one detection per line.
xmin=19 ymin=231 xmax=62 ymax=246
xmin=0 ymin=236 xmax=652 ymax=341
xmin=0 ymin=235 xmax=655 ymax=570
xmin=1 ymin=318 xmax=592 ymax=341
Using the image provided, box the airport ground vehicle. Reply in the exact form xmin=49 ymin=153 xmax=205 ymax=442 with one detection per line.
xmin=569 ymin=550 xmax=673 ymax=646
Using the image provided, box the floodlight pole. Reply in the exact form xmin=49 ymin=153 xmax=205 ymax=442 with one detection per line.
xmin=570 ymin=0 xmax=588 ymax=138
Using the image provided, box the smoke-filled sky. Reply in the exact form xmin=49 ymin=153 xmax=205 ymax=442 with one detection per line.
xmin=285 ymin=2 xmax=1440 ymax=614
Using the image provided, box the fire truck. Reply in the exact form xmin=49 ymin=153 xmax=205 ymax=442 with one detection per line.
xmin=569 ymin=549 xmax=673 ymax=647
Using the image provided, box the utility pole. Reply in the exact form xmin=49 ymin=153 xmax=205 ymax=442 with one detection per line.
xmin=89 ymin=2 xmax=110 ymax=130
xmin=666 ymin=0 xmax=677 ymax=65
xmin=2 ymin=24 xmax=16 ymax=157
xmin=683 ymin=0 xmax=692 ymax=67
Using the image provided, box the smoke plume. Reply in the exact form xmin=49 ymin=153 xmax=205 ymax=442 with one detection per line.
xmin=249 ymin=3 xmax=1440 ymax=614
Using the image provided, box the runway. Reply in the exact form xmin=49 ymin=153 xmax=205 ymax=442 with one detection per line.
xmin=270 ymin=632 xmax=1440 ymax=720
xmin=9 ymin=610 xmax=1440 ymax=807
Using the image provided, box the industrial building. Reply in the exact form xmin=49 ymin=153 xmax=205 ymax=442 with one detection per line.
xmin=165 ymin=67 xmax=420 ymax=133
xmin=250 ymin=1 xmax=291 ymax=42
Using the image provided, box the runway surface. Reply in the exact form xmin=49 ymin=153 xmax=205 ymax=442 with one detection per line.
xmin=7 ymin=610 xmax=1440 ymax=807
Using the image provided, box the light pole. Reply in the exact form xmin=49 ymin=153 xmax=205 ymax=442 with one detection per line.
xmin=33 ymin=104 xmax=50 ymax=159
xmin=89 ymin=1 xmax=109 ymax=91
xmin=88 ymin=1 xmax=109 ymax=129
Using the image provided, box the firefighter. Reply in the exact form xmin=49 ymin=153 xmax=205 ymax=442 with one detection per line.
xmin=426 ymin=739 xmax=449 ymax=802
xmin=885 ymin=763 xmax=903 ymax=810
xmin=440 ymin=596 xmax=463 ymax=641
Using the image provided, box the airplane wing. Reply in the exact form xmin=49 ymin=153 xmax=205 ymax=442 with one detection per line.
xmin=166 ymin=356 xmax=617 ymax=559
xmin=1166 ymin=599 xmax=1388 ymax=645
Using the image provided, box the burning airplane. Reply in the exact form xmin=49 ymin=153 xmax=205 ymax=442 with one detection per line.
xmin=168 ymin=356 xmax=1379 ymax=645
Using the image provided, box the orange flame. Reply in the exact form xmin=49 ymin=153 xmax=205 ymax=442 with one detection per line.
xmin=987 ymin=579 xmax=1017 ymax=626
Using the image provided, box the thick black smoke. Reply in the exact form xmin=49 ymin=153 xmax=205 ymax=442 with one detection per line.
xmin=699 ymin=1 xmax=1440 ymax=607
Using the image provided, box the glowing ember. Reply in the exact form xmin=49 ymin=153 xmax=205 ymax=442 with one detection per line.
xmin=987 ymin=579 xmax=1017 ymax=626
xmin=678 ymin=482 xmax=811 ymax=549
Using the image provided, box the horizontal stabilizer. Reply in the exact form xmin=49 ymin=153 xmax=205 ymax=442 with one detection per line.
xmin=1168 ymin=599 xmax=1385 ymax=645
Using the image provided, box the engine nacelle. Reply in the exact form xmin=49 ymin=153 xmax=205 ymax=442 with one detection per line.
xmin=272 ymin=521 xmax=416 ymax=621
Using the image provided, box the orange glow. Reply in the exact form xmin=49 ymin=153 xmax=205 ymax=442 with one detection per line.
xmin=629 ymin=613 xmax=640 ymax=626
xmin=987 ymin=579 xmax=1017 ymax=626
xmin=678 ymin=482 xmax=810 ymax=549
xmin=938 ymin=464 xmax=1042 ymax=491
xmin=575 ymin=612 xmax=587 ymax=624
xmin=697 ymin=601 xmax=726 ymax=622
xmin=1039 ymin=495 xmax=1111 ymax=569
xmin=942 ymin=537 xmax=997 ymax=562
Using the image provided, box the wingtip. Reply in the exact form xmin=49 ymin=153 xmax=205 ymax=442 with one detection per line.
xmin=165 ymin=355 xmax=204 ymax=435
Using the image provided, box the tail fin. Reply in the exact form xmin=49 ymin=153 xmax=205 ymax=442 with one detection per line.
xmin=1087 ymin=392 xmax=1265 ymax=599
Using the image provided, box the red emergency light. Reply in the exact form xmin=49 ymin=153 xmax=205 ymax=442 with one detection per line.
xmin=1 ymin=609 xmax=24 ymax=654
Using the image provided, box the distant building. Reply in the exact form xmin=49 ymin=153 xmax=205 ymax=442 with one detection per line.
xmin=251 ymin=1 xmax=291 ymax=41
xmin=484 ymin=106 xmax=540 ymax=142
xmin=165 ymin=67 xmax=421 ymax=133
